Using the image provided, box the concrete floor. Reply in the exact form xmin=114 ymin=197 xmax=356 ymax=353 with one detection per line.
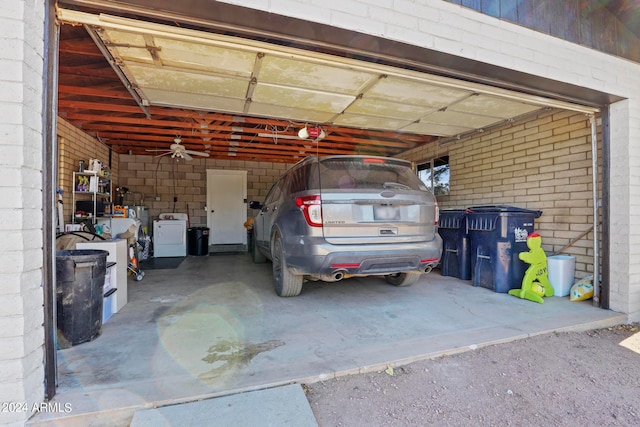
xmin=29 ymin=253 xmax=625 ymax=426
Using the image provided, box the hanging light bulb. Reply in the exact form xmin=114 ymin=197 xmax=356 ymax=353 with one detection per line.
xmin=298 ymin=127 xmax=309 ymax=140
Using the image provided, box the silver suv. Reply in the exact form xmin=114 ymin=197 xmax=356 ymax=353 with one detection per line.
xmin=250 ymin=155 xmax=442 ymax=296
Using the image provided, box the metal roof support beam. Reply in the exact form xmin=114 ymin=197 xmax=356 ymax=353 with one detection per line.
xmin=589 ymin=114 xmax=600 ymax=308
xmin=84 ymin=24 xmax=150 ymax=118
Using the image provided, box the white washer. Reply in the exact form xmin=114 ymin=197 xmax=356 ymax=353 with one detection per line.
xmin=153 ymin=213 xmax=188 ymax=257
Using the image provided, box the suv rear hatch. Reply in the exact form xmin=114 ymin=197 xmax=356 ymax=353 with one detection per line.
xmin=311 ymin=156 xmax=438 ymax=245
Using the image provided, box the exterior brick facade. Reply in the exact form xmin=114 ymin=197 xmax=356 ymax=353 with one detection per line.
xmin=0 ymin=1 xmax=46 ymax=425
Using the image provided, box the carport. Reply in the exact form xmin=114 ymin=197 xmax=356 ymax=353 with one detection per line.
xmin=41 ymin=0 xmax=627 ymax=424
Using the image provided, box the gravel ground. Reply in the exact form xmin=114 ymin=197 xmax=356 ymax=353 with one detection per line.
xmin=305 ymin=323 xmax=640 ymax=427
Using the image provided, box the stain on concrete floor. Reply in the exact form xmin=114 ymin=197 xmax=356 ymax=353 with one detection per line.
xmin=199 ymin=339 xmax=285 ymax=380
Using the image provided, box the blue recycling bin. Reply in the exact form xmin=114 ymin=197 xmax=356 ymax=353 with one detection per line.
xmin=438 ymin=209 xmax=471 ymax=280
xmin=466 ymin=206 xmax=542 ymax=293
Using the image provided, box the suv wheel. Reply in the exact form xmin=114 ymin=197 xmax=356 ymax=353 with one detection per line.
xmin=272 ymin=236 xmax=303 ymax=297
xmin=252 ymin=233 xmax=267 ymax=263
xmin=385 ymin=272 xmax=421 ymax=287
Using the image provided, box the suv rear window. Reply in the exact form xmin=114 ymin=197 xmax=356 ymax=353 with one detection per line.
xmin=312 ymin=157 xmax=428 ymax=191
xmin=285 ymin=161 xmax=317 ymax=194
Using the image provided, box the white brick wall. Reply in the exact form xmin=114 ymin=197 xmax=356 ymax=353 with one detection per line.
xmin=221 ymin=0 xmax=640 ymax=319
xmin=0 ymin=0 xmax=46 ymax=425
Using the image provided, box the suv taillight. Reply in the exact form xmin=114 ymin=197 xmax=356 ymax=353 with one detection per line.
xmin=296 ymin=195 xmax=322 ymax=227
xmin=434 ymin=199 xmax=439 ymax=227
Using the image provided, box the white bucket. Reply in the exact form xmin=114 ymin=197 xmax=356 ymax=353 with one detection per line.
xmin=547 ymin=255 xmax=576 ymax=297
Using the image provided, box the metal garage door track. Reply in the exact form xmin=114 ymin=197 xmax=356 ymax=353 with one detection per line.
xmin=29 ymin=254 xmax=624 ymax=426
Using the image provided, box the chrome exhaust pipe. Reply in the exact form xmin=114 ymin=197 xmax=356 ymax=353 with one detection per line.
xmin=332 ymin=270 xmax=346 ymax=281
xmin=423 ymin=266 xmax=433 ymax=274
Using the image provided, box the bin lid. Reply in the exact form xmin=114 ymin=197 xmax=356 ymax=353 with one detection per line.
xmin=467 ymin=205 xmax=542 ymax=218
xmin=56 ymin=249 xmax=110 ymax=258
xmin=438 ymin=209 xmax=467 ymax=229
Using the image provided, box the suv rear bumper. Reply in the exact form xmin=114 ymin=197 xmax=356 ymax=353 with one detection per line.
xmin=284 ymin=235 xmax=442 ymax=277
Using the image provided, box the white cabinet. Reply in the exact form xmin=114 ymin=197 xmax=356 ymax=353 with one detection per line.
xmin=76 ymin=239 xmax=128 ymax=312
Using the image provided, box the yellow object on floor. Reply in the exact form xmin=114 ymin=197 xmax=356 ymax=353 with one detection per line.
xmin=570 ymin=276 xmax=594 ymax=301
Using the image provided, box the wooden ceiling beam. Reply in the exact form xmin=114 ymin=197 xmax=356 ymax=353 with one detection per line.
xmin=146 ymin=151 xmax=295 ymax=164
xmin=58 ymin=98 xmax=431 ymax=145
xmin=200 ymin=143 xmax=358 ymax=158
xmin=94 ymin=130 xmax=379 ymax=152
xmin=77 ymin=122 xmax=409 ymax=154
xmin=58 ymin=85 xmax=133 ymax=100
xmin=64 ymin=110 xmax=413 ymax=149
xmin=58 ymin=38 xmax=105 ymax=56
xmin=85 ymin=131 xmax=400 ymax=158
xmin=58 ymin=66 xmax=120 ymax=80
xmin=185 ymin=111 xmax=430 ymax=143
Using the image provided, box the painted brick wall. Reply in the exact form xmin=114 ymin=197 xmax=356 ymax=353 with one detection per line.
xmin=0 ymin=1 xmax=46 ymax=426
xmin=222 ymin=0 xmax=640 ymax=319
xmin=399 ymin=109 xmax=600 ymax=279
xmin=117 ymin=155 xmax=288 ymax=228
xmin=57 ymin=118 xmax=119 ymax=225
xmin=609 ymin=100 xmax=637 ymax=317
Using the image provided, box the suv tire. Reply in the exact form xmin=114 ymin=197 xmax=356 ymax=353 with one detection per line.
xmin=385 ymin=272 xmax=421 ymax=287
xmin=272 ymin=236 xmax=303 ymax=297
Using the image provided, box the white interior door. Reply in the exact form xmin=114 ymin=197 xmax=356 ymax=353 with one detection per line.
xmin=206 ymin=169 xmax=247 ymax=245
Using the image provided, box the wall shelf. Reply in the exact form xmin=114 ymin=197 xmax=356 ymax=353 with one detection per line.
xmin=72 ymin=171 xmax=112 ymax=224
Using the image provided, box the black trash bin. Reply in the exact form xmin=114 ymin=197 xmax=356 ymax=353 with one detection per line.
xmin=466 ymin=206 xmax=542 ymax=293
xmin=56 ymin=249 xmax=109 ymax=348
xmin=438 ymin=209 xmax=471 ymax=280
xmin=188 ymin=227 xmax=210 ymax=256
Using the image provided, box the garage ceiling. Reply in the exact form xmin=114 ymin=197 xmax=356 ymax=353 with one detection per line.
xmin=57 ymin=9 xmax=597 ymax=164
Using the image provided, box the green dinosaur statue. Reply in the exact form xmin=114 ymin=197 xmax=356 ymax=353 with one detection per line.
xmin=509 ymin=232 xmax=554 ymax=304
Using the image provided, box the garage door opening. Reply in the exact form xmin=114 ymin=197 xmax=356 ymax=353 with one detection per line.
xmin=45 ymin=3 xmax=616 ymax=417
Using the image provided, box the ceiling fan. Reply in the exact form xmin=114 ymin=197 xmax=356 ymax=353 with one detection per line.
xmin=146 ymin=137 xmax=210 ymax=161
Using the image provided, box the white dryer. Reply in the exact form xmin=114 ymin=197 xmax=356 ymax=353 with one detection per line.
xmin=153 ymin=213 xmax=188 ymax=257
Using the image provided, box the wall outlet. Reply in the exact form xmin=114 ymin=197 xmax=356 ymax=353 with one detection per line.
xmin=155 ymin=196 xmax=160 ymax=201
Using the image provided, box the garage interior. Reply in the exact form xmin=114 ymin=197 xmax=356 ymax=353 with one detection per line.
xmin=42 ymin=0 xmax=631 ymax=424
